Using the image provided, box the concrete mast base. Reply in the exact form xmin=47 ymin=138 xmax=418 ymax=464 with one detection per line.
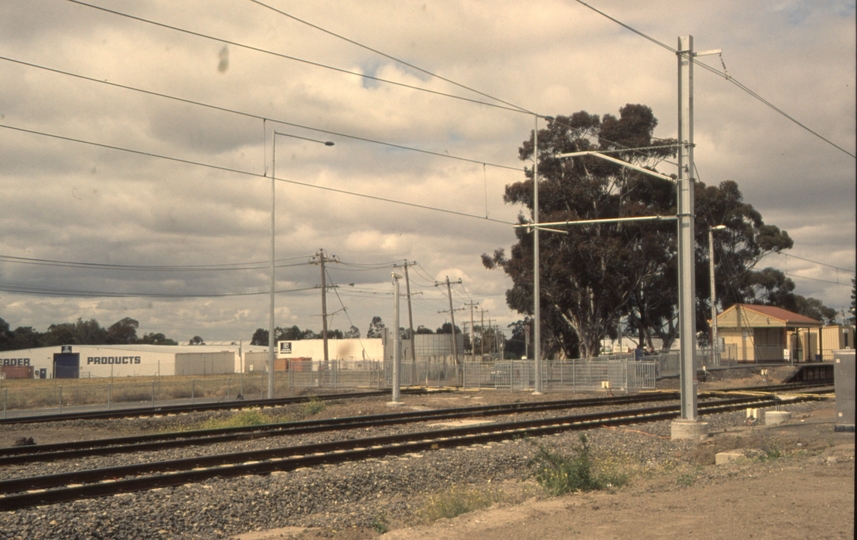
xmin=671 ymin=419 xmax=710 ymax=440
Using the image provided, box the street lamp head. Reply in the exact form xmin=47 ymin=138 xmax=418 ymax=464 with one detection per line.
xmin=712 ymin=224 xmax=727 ymax=230
xmin=324 ymin=141 xmax=335 ymax=146
xmin=392 ymin=273 xmax=403 ymax=281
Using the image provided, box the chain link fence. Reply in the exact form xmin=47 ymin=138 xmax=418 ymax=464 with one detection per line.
xmin=2 ymin=357 xmax=658 ymax=418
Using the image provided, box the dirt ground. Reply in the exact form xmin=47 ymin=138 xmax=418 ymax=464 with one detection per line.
xmin=237 ymin=404 xmax=854 ymax=540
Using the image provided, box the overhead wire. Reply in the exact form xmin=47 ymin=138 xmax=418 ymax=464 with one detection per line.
xmin=0 ymin=254 xmax=314 ymax=272
xmin=0 ymin=56 xmax=522 ymax=173
xmin=0 ymin=123 xmax=517 ymax=226
xmin=0 ymin=282 xmax=322 ymax=298
xmin=247 ymin=0 xmax=532 ymax=115
xmin=573 ymin=0 xmax=856 ymax=159
xmin=65 ymin=0 xmax=528 ymax=115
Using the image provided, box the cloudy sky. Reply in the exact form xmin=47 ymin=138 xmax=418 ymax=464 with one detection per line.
xmin=1 ymin=0 xmax=854 ymax=344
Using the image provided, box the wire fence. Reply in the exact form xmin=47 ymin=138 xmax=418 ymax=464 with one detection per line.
xmin=1 ymin=357 xmax=657 ymax=417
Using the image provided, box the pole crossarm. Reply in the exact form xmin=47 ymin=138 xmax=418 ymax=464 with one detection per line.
xmin=515 ymin=214 xmax=677 ymax=231
xmin=554 ymin=151 xmax=676 ymax=183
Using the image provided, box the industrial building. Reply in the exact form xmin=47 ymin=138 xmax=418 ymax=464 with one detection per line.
xmin=0 ymin=331 xmax=473 ymax=379
xmin=0 ymin=344 xmax=267 ymax=379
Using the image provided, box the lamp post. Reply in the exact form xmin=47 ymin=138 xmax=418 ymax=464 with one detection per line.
xmin=708 ymin=224 xmax=726 ymax=367
xmin=390 ymin=273 xmax=403 ymax=404
xmin=268 ymin=132 xmax=334 ymax=399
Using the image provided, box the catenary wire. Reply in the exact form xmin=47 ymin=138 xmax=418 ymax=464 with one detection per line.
xmin=0 ymin=254 xmax=313 ymax=272
xmin=247 ymin=0 xmax=532 ymax=115
xmin=770 ymin=252 xmax=855 ymax=274
xmin=0 ymin=123 xmax=517 ymax=226
xmin=65 ymin=0 xmax=528 ymax=115
xmin=0 ymin=56 xmax=522 ymax=173
xmin=572 ymin=0 xmax=855 ymax=159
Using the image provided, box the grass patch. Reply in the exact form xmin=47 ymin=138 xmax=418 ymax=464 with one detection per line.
xmin=169 ymin=409 xmax=292 ymax=432
xmin=300 ymin=396 xmax=327 ymax=417
xmin=675 ymin=467 xmax=702 ymax=487
xmin=417 ymin=485 xmax=501 ymax=523
xmin=530 ymin=434 xmax=628 ymax=496
xmin=758 ymin=441 xmax=783 ymax=462
xmin=371 ymin=514 xmax=389 ymax=534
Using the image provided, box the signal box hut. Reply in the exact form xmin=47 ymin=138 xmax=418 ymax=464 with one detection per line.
xmin=717 ymin=304 xmax=822 ymax=363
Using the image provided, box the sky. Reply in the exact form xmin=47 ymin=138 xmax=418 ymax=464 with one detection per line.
xmin=0 ymin=0 xmax=854 ymax=345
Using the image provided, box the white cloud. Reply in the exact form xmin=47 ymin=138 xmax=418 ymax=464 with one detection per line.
xmin=0 ymin=0 xmax=853 ymax=343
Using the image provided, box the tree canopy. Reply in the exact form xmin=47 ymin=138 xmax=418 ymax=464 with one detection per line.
xmin=484 ymin=104 xmax=825 ymax=357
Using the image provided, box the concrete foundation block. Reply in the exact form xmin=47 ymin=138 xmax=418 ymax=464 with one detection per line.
xmin=765 ymin=410 xmax=791 ymax=425
xmin=715 ymin=451 xmax=744 ymax=465
xmin=670 ymin=420 xmax=710 ymax=440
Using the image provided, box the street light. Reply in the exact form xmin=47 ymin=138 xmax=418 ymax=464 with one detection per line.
xmin=708 ymin=224 xmax=727 ymax=367
xmin=268 ymin=131 xmax=334 ymax=399
xmin=390 ymin=273 xmax=403 ymax=404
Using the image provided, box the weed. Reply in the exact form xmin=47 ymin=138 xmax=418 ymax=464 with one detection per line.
xmin=530 ymin=434 xmax=627 ymax=496
xmin=417 ymin=485 xmax=501 ymax=523
xmin=759 ymin=441 xmax=783 ymax=461
xmin=185 ymin=410 xmax=291 ymax=431
xmin=300 ymin=396 xmax=327 ymax=417
xmin=676 ymin=468 xmax=700 ymax=487
xmin=371 ymin=514 xmax=388 ymax=534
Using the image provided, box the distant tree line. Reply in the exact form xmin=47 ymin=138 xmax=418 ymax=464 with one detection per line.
xmin=0 ymin=316 xmax=178 ymax=352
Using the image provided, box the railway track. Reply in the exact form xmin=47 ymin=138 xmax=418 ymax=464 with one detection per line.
xmin=0 ymin=392 xmax=683 ymax=466
xmin=0 ymin=392 xmax=826 ymax=511
xmin=3 ymin=385 xmax=831 ymax=466
xmin=0 ymin=388 xmax=425 ymax=425
xmin=0 ymin=380 xmax=830 ymax=425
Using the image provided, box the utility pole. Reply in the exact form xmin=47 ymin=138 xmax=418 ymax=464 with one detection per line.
xmin=390 ymin=273 xmax=403 ymax=403
xmin=395 ymin=260 xmax=417 ymax=362
xmin=311 ymin=249 xmax=339 ymax=369
xmin=436 ymin=276 xmax=463 ymax=365
xmin=464 ymin=301 xmax=479 ymax=361
xmin=480 ymin=309 xmax=486 ymax=359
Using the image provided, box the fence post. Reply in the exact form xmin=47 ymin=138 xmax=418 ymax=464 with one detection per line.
xmin=3 ymin=388 xmax=7 ymax=419
xmin=191 ymin=379 xmax=195 ymax=404
xmin=59 ymin=385 xmax=63 ymax=414
xmin=108 ymin=382 xmax=112 ymax=410
xmin=152 ymin=377 xmax=156 ymax=407
xmin=227 ymin=377 xmax=231 ymax=401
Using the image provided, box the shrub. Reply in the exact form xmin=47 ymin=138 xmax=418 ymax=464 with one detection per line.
xmin=530 ymin=434 xmax=627 ymax=496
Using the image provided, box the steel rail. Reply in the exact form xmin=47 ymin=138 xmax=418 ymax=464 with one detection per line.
xmin=0 ymin=389 xmax=430 ymax=425
xmin=0 ymin=380 xmax=827 ymax=426
xmin=0 ymin=395 xmax=820 ymax=510
xmin=0 ymin=392 xmax=681 ymax=464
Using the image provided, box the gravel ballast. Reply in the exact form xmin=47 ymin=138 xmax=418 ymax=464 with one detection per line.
xmin=0 ymin=390 xmax=838 ymax=539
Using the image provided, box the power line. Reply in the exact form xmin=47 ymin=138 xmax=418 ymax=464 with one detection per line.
xmin=65 ymin=0 xmax=527 ymax=115
xmin=0 ymin=282 xmax=322 ymax=298
xmin=248 ymin=0 xmax=532 ymax=115
xmin=0 ymin=123 xmax=517 ymax=226
xmin=0 ymin=55 xmax=522 ymax=173
xmin=770 ymin=251 xmax=855 ymax=274
xmin=573 ymin=0 xmax=856 ymax=159
xmin=0 ymin=254 xmax=313 ymax=272
xmin=784 ymin=272 xmax=852 ymax=287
